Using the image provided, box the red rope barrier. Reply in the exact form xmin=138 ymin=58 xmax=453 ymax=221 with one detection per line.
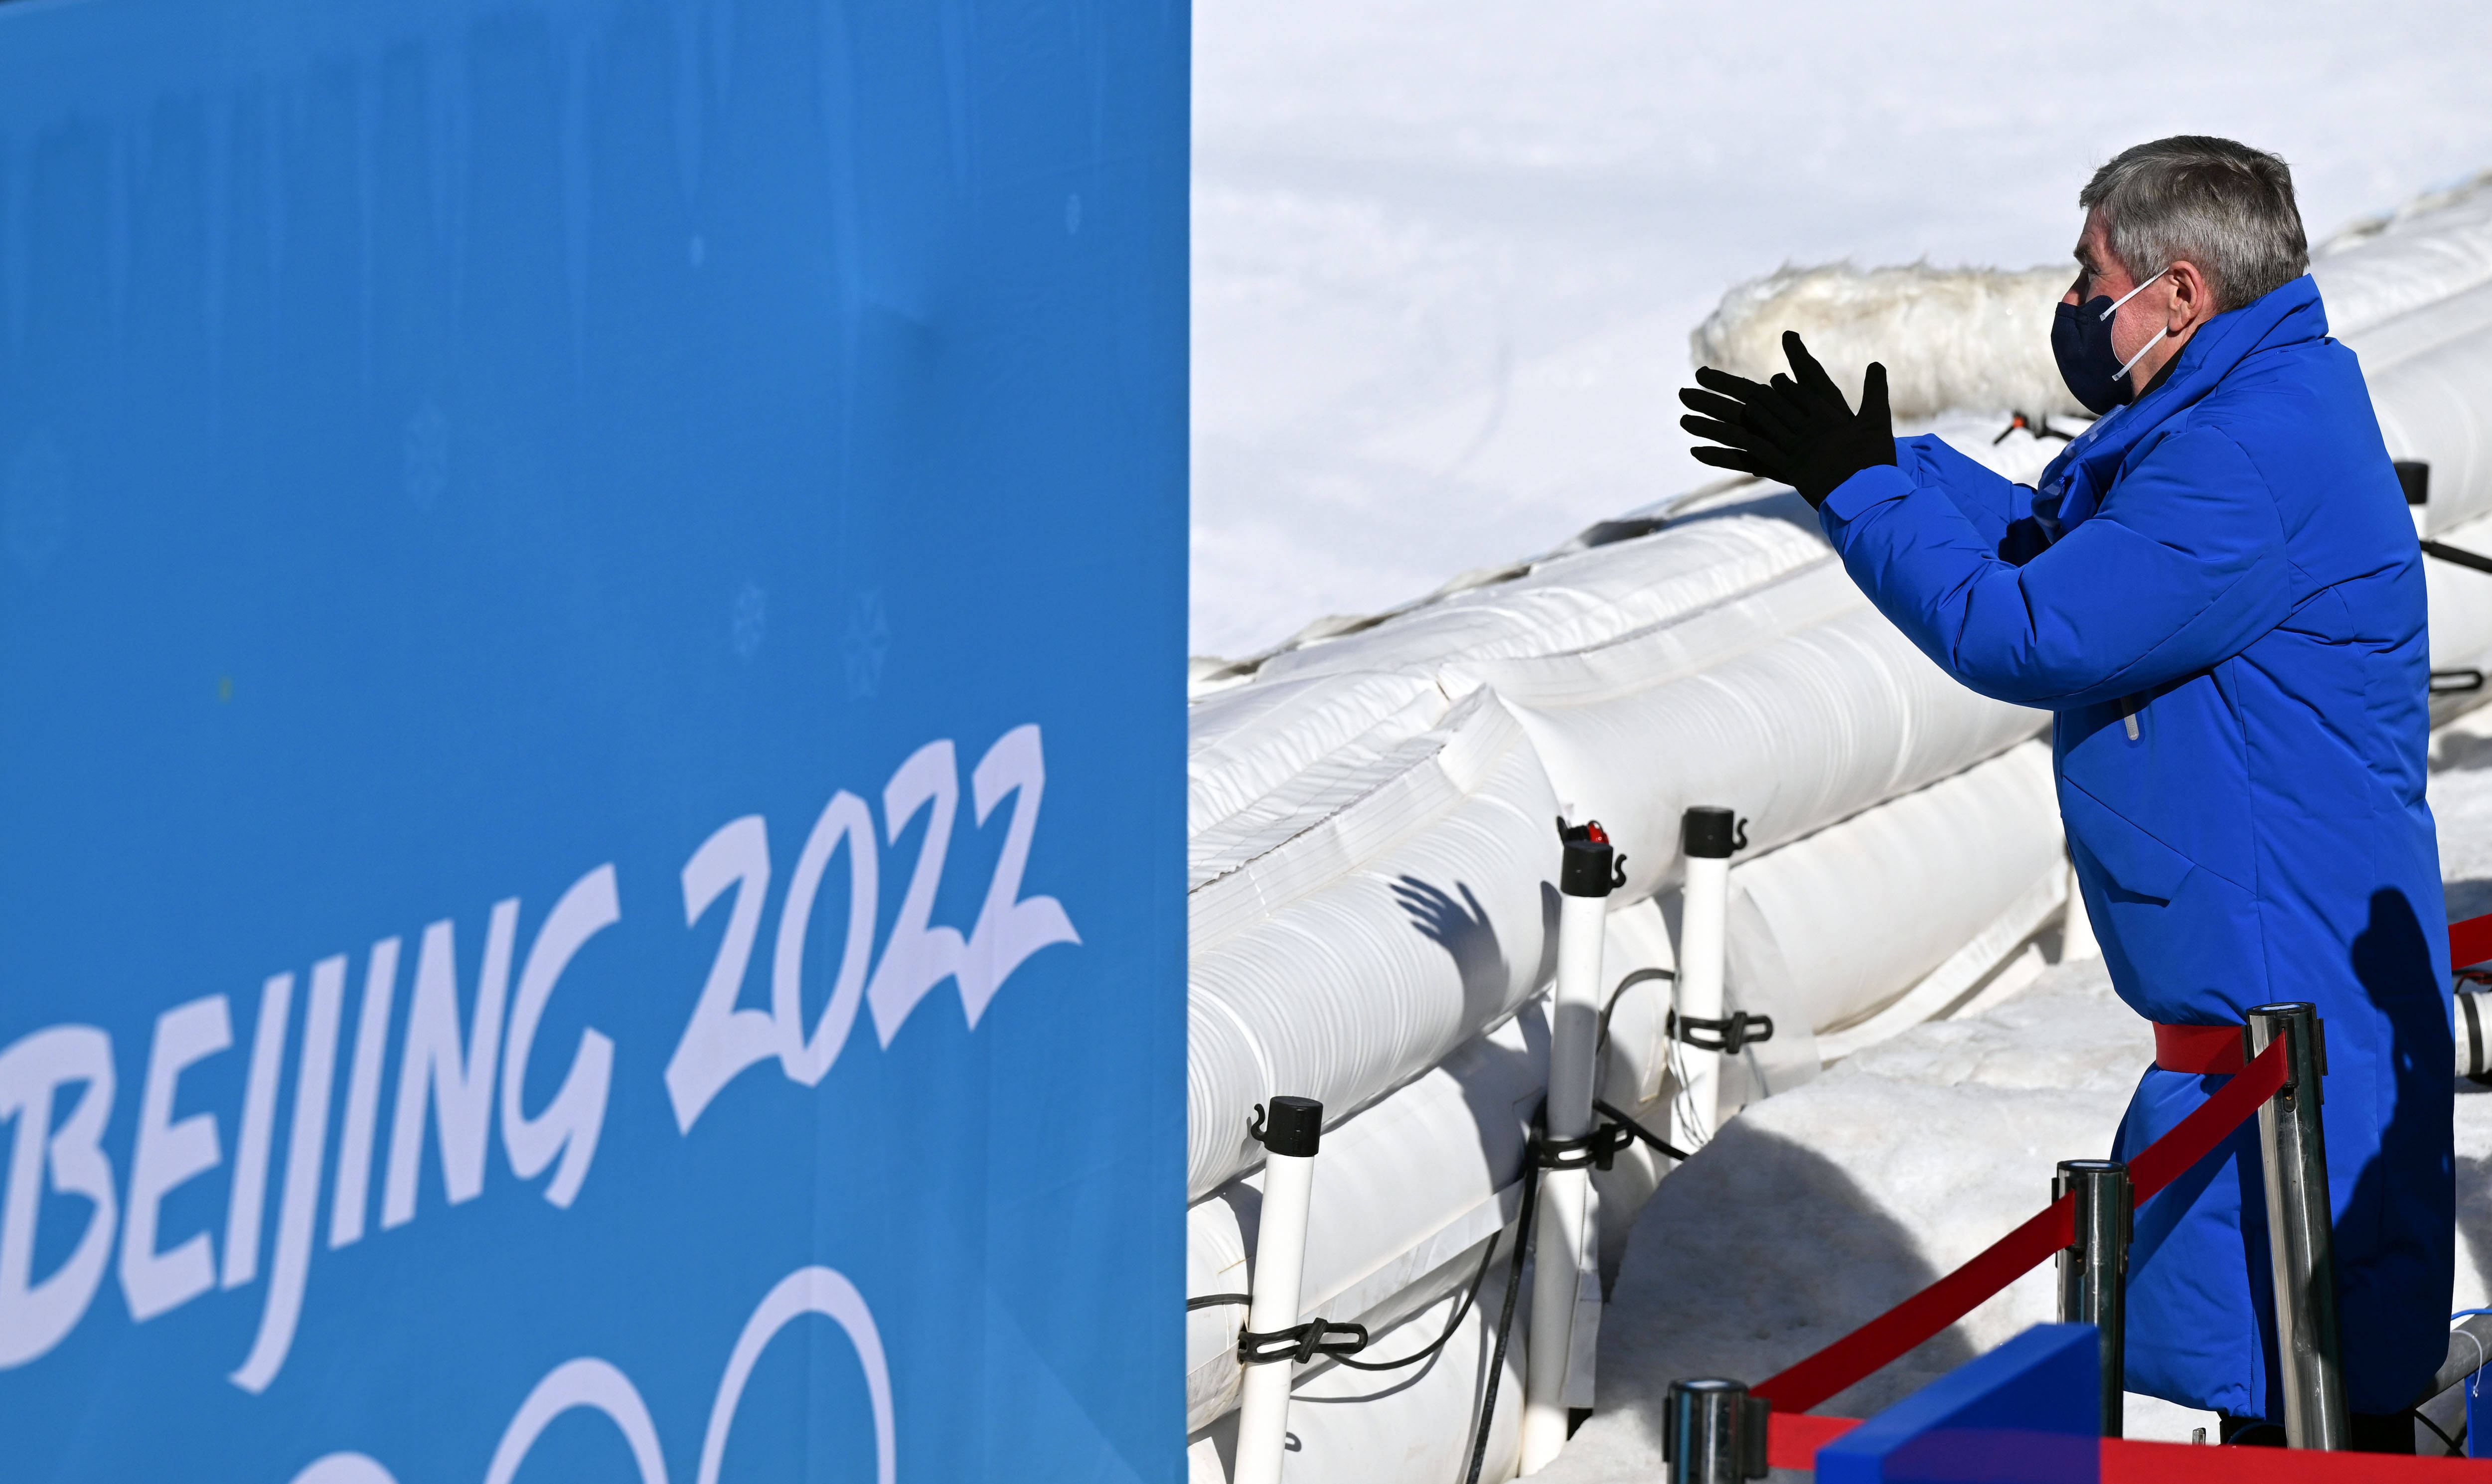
xmin=2455 ymin=910 xmax=2492 ymax=972
xmin=1752 ymin=1039 xmax=2291 ymax=1415
xmin=1768 ymin=1414 xmax=2492 ymax=1477
xmin=1743 ymin=915 xmax=2492 ymax=1452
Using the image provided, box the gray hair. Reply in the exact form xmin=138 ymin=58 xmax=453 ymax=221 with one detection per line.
xmin=2079 ymin=136 xmax=2309 ymax=312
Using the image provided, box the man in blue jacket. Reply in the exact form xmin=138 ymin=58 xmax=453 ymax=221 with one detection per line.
xmin=1681 ymin=136 xmax=2453 ymax=1451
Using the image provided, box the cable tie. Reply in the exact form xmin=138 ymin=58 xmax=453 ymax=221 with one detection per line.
xmin=1669 ymin=1009 xmax=1776 ymax=1054
xmin=1237 ymin=1318 xmax=1368 ymax=1367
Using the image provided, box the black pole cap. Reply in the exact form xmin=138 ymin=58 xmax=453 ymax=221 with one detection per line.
xmin=1560 ymin=837 xmax=1617 ymax=897
xmin=2395 ymin=460 xmax=2430 ymax=506
xmin=1251 ymin=1096 xmax=1324 ymax=1159
xmin=1682 ymin=805 xmax=1745 ymax=860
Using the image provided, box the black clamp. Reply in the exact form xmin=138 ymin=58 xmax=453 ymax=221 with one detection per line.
xmin=1537 ymin=1121 xmax=1640 ymax=1173
xmin=1670 ymin=1009 xmax=1775 ymax=1055
xmin=1238 ymin=1318 xmax=1369 ymax=1366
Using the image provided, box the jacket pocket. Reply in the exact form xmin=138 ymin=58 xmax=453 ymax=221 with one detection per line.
xmin=2059 ymin=779 xmax=2195 ymax=903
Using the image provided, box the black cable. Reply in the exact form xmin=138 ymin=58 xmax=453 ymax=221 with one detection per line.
xmin=1464 ymin=1137 xmax=1542 ymax=1484
xmin=1596 ymin=966 xmax=1674 ymax=1053
xmin=1591 ymin=1097 xmax=1694 ymax=1163
xmin=2425 ymin=539 xmax=2492 ymax=577
xmin=2416 ymin=1406 xmax=2462 ymax=1456
xmin=1333 ymin=1220 xmax=1504 ymax=1372
xmin=1187 ymin=1293 xmax=1250 ymax=1312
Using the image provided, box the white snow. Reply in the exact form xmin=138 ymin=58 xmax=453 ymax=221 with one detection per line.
xmin=1529 ymin=705 xmax=2492 ymax=1478
xmin=1193 ymin=0 xmax=2492 ymax=659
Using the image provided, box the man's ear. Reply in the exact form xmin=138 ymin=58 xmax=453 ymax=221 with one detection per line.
xmin=2167 ymin=260 xmax=2214 ymax=330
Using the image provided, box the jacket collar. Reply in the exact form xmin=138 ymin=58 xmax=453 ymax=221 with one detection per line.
xmin=2034 ymin=275 xmax=2327 ymax=523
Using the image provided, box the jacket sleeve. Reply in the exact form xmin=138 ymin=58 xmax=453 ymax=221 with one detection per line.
xmin=1891 ymin=435 xmax=2043 ymax=556
xmin=1818 ymin=425 xmax=2292 ymax=710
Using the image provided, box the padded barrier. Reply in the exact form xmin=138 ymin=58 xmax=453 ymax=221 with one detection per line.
xmin=1469 ymin=557 xmax=2047 ymax=902
xmin=2313 ymin=177 xmax=2492 ymax=340
xmin=1728 ymin=741 xmax=2064 ymax=1040
xmin=1187 ymin=687 xmax=1561 ymax=1197
xmin=1187 ymin=903 xmax=1693 ymax=1435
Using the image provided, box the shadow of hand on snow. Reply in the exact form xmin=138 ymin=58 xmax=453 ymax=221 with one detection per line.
xmin=1395 ymin=875 xmax=1532 ymax=1031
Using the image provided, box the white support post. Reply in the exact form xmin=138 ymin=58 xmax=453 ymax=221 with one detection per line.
xmin=1521 ymin=826 xmax=1619 ymax=1475
xmin=1672 ymin=807 xmax=1737 ymax=1153
xmin=1234 ymin=1096 xmax=1323 ymax=1484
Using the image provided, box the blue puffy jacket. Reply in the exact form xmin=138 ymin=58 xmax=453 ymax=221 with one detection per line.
xmin=1817 ymin=274 xmax=2454 ymax=1419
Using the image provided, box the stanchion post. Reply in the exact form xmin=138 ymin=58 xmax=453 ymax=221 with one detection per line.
xmin=2246 ymin=1003 xmax=2347 ymax=1451
xmin=1674 ymin=807 xmax=1737 ymax=1151
xmin=2053 ymin=1159 xmax=2131 ymax=1437
xmin=1521 ymin=827 xmax=1619 ymax=1474
xmin=1662 ymin=1377 xmax=1765 ymax=1484
xmin=1234 ymin=1096 xmax=1323 ymax=1484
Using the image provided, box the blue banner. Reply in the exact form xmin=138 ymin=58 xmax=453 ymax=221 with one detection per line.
xmin=0 ymin=1 xmax=1186 ymax=1480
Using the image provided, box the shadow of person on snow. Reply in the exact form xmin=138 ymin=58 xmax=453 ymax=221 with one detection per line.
xmin=1589 ymin=1117 xmax=1975 ymax=1470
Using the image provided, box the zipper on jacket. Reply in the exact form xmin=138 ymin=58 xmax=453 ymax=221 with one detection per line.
xmin=2121 ymin=697 xmax=2140 ymax=742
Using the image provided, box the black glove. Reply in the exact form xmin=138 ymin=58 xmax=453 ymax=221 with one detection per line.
xmin=1678 ymin=331 xmax=1896 ymax=509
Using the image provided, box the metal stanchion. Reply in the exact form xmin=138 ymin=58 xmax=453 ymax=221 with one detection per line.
xmin=1520 ymin=824 xmax=1620 ymax=1474
xmin=1234 ymin=1096 xmax=1323 ymax=1484
xmin=2246 ymin=1003 xmax=2347 ymax=1451
xmin=1672 ymin=807 xmax=1739 ymax=1152
xmin=1663 ymin=1377 xmax=1767 ymax=1484
xmin=2053 ymin=1159 xmax=2131 ymax=1437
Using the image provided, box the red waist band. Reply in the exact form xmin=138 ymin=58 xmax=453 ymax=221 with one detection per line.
xmin=2153 ymin=1022 xmax=2248 ymax=1075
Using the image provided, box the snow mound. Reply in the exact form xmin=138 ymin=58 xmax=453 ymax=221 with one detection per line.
xmin=1540 ymin=732 xmax=2492 ymax=1480
xmin=1690 ymin=263 xmax=2081 ymax=422
xmin=1536 ymin=958 xmax=2144 ymax=1484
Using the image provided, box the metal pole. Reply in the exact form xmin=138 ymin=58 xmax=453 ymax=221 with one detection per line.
xmin=1234 ymin=1096 xmax=1323 ymax=1484
xmin=1521 ymin=829 xmax=1617 ymax=1474
xmin=1673 ymin=807 xmax=1736 ymax=1151
xmin=1663 ymin=1377 xmax=1763 ymax=1484
xmin=2245 ymin=1003 xmax=2347 ymax=1451
xmin=2054 ymin=1159 xmax=2130 ymax=1437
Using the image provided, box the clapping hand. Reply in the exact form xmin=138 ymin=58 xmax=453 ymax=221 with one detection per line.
xmin=1677 ymin=331 xmax=1896 ymax=509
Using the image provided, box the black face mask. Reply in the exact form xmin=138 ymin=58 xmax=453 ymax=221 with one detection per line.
xmin=2050 ymin=267 xmax=2170 ymax=415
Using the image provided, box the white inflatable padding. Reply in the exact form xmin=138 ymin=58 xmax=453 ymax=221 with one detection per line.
xmin=2430 ymin=513 xmax=2492 ymax=666
xmin=1722 ymin=741 xmax=2063 ymax=1038
xmin=1187 ymin=691 xmax=1561 ymax=1197
xmin=2314 ymin=174 xmax=2492 ymax=339
xmin=1188 ymin=670 xmax=1449 ymax=838
xmin=1187 ymin=1263 xmax=1525 ymax=1484
xmin=2357 ymin=323 xmax=2492 ymax=538
xmin=1472 ymin=560 xmax=2048 ymax=900
xmin=1254 ymin=512 xmax=1831 ymax=689
xmin=1186 ymin=1004 xmax=1543 ymax=1430
xmin=1191 ymin=685 xmax=1533 ymax=948
xmin=1814 ymin=866 xmax=2067 ymax=1064
xmin=1595 ymin=901 xmax=1681 ymax=1112
xmin=1187 ymin=903 xmax=1689 ymax=1434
